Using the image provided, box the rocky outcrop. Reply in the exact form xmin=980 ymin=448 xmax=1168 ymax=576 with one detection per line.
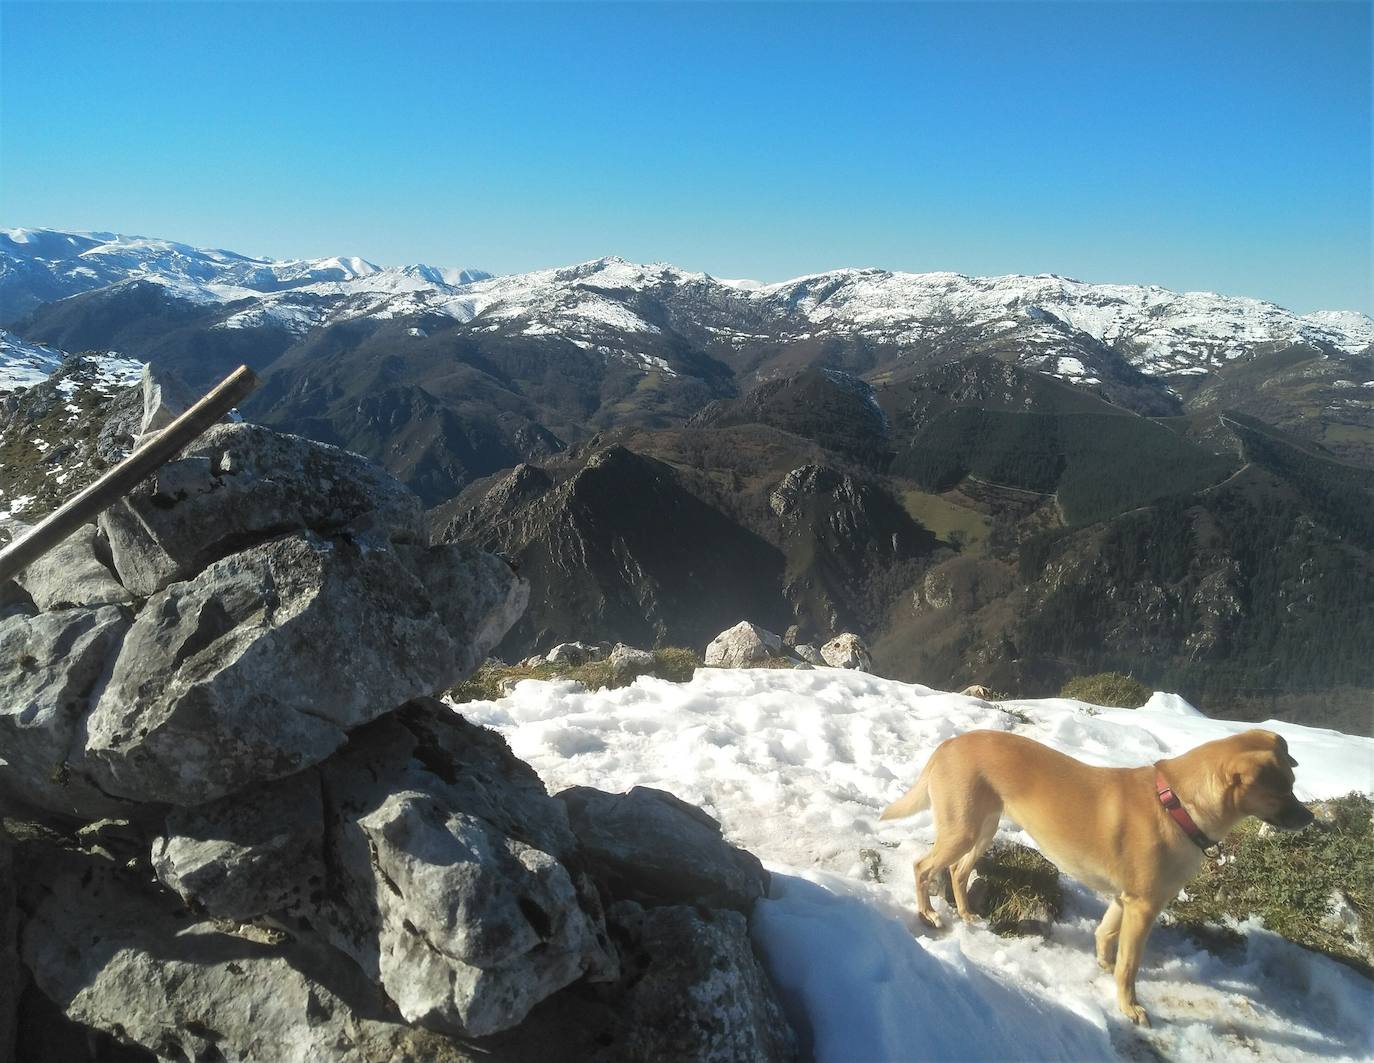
xmin=4 ymin=414 xmax=794 ymax=1062
xmin=8 ymin=522 xmax=131 ymax=612
xmin=152 ymin=770 xmax=326 ymax=922
xmin=313 ymin=703 xmax=617 ymax=1038
xmin=559 ymin=786 xmax=768 ymax=912
xmin=83 ymin=532 xmax=524 ymax=806
xmin=0 ymin=605 xmax=131 ymax=817
xmin=600 ymin=902 xmax=797 ymax=1063
xmin=99 ymin=422 xmax=426 ymax=596
xmin=704 ymin=620 xmax=783 ymax=668
xmin=136 ymin=361 xmax=198 ymax=441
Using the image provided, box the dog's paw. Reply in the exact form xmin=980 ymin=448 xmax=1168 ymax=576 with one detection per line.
xmin=917 ymin=910 xmax=944 ymax=931
xmin=1097 ymin=955 xmax=1114 ymax=972
xmin=1119 ymin=1002 xmax=1151 ymax=1027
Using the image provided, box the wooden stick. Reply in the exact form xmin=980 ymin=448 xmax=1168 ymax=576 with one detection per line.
xmin=0 ymin=364 xmax=259 ymax=585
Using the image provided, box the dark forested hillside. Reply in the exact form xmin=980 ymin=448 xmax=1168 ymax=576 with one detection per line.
xmin=425 ymin=359 xmax=1374 ymax=731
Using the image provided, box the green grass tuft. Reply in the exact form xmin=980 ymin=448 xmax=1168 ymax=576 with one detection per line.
xmin=1166 ymin=792 xmax=1373 ymax=974
xmin=1059 ymin=672 xmax=1151 ymax=709
xmin=446 ymin=647 xmax=704 ymax=703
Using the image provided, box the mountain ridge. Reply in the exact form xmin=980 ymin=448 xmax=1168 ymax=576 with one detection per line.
xmin=5 ymin=226 xmax=1373 ymax=501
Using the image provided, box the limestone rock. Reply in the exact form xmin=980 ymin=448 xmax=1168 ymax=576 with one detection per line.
xmin=792 ymin=643 xmax=824 ymax=665
xmin=152 ymin=770 xmax=325 ymax=921
xmin=820 ymin=632 xmax=872 ymax=671
xmin=398 ymin=542 xmax=529 ymax=679
xmin=558 ymin=785 xmax=767 ymax=912
xmin=608 ymin=643 xmax=655 ymax=679
xmin=99 ymin=422 xmax=426 ymax=596
xmin=317 ymin=702 xmax=615 ymax=1038
xmin=545 ymin=641 xmax=601 ymax=667
xmin=83 ymin=532 xmax=524 ymax=805
xmin=0 ymin=605 xmax=130 ymax=818
xmin=601 ymin=902 xmax=797 ymax=1063
xmin=18 ymin=850 xmax=467 ymax=1063
xmin=12 ymin=523 xmax=131 ymax=611
xmin=704 ymin=621 xmax=782 ymax=668
xmin=137 ymin=361 xmax=198 ymax=440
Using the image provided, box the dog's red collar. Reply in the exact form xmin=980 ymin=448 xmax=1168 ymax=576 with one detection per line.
xmin=1155 ymin=771 xmax=1219 ymax=855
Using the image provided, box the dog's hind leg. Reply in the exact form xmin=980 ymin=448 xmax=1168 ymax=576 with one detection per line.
xmin=1095 ymin=896 xmax=1123 ymax=970
xmin=914 ymin=798 xmax=995 ymax=928
xmin=948 ymin=812 xmax=999 ymax=922
xmin=914 ymin=835 xmax=975 ymax=929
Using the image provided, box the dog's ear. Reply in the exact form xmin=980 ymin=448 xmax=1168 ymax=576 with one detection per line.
xmin=1274 ymin=735 xmax=1298 ymax=767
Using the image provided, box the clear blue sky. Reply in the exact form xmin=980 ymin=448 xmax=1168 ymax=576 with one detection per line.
xmin=2 ymin=2 xmax=1370 ymax=313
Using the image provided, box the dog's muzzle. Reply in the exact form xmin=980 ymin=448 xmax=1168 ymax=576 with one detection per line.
xmin=1266 ymin=803 xmax=1315 ymax=830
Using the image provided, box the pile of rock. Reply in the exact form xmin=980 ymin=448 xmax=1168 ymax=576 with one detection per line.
xmin=703 ymin=619 xmax=873 ymax=673
xmin=1 ymin=379 xmax=795 ymax=1063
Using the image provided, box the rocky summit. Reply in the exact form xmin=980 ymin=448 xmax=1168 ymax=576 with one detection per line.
xmin=0 ymin=394 xmax=796 ymax=1062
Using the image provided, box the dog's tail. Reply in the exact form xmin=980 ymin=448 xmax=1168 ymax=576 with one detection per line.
xmin=879 ymin=762 xmax=933 ymax=821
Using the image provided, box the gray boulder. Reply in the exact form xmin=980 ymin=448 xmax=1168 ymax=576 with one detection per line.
xmin=83 ymin=532 xmax=526 ymax=805
xmin=0 ymin=605 xmax=130 ymax=818
xmin=820 ymin=632 xmax=872 ymax=671
xmin=608 ymin=643 xmax=656 ymax=679
xmin=545 ymin=641 xmax=601 ymax=667
xmin=793 ymin=643 xmax=824 ymax=665
xmin=11 ymin=523 xmax=131 ymax=611
xmin=558 ymin=785 xmax=767 ymax=912
xmin=467 ymin=901 xmax=797 ymax=1063
xmin=318 ymin=702 xmax=616 ymax=1038
xmin=19 ymin=849 xmax=475 ymax=1063
xmin=602 ymin=902 xmax=797 ymax=1063
xmin=704 ymin=621 xmax=782 ymax=668
xmin=99 ymin=422 xmax=427 ymax=596
xmin=152 ymin=770 xmax=325 ymax=921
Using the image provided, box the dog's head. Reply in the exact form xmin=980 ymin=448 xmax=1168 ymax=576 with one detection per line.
xmin=1225 ymin=730 xmax=1314 ymax=831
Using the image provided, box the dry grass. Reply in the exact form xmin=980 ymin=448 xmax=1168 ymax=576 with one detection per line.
xmin=447 ymin=647 xmax=704 ymax=703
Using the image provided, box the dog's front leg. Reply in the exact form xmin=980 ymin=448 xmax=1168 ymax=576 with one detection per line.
xmin=1113 ymin=897 xmax=1160 ymax=1027
xmin=1095 ymin=897 xmax=1123 ymax=970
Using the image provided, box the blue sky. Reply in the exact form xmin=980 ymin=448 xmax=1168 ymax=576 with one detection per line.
xmin=1 ymin=2 xmax=1369 ymax=312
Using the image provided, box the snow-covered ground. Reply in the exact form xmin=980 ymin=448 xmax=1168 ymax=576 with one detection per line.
xmin=457 ymin=668 xmax=1374 ymax=1063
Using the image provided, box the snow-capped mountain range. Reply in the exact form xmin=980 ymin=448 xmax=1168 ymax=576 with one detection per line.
xmin=5 ymin=225 xmax=1373 ymax=497
xmin=4 ymin=227 xmax=1370 ymax=390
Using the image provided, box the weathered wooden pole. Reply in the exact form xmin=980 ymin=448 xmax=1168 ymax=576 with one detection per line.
xmin=0 ymin=364 xmax=259 ymax=585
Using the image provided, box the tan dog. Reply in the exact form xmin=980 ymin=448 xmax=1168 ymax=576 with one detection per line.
xmin=880 ymin=728 xmax=1313 ymax=1026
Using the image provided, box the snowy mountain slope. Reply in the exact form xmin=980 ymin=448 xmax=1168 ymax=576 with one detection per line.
xmin=377 ymin=255 xmax=1374 ymax=391
xmin=0 ymin=329 xmax=67 ymax=393
xmin=0 ymin=351 xmax=144 ymax=522
xmin=458 ymin=668 xmax=1374 ymax=1063
xmin=6 ymin=227 xmax=1372 ymax=484
xmin=4 ymin=229 xmax=1370 ymax=391
xmin=0 ymin=226 xmax=491 ymax=327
